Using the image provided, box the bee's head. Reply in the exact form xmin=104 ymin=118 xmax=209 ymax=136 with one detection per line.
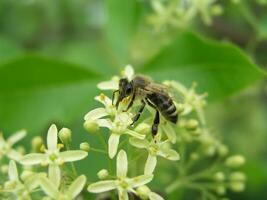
xmin=116 ymin=78 xmax=133 ymax=109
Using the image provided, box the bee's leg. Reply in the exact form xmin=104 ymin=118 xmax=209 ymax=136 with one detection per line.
xmin=145 ymin=99 xmax=159 ymax=136
xmin=131 ymin=99 xmax=146 ymax=126
xmin=112 ymin=90 xmax=119 ymax=105
xmin=152 ymin=110 xmax=160 ymax=136
xmin=124 ymin=93 xmax=136 ymax=112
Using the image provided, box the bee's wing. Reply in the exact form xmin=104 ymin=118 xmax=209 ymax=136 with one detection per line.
xmin=144 ymin=83 xmax=169 ymax=95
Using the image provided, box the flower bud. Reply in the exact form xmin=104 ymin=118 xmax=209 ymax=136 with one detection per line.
xmin=214 ymin=172 xmax=225 ymax=182
xmin=216 ymin=185 xmax=226 ymax=195
xmin=211 ymin=5 xmax=223 ymax=16
xmin=136 ymin=185 xmax=151 ymax=199
xmin=134 ymin=123 xmax=150 ymax=135
xmin=59 ymin=128 xmax=72 ymax=144
xmin=190 ymin=153 xmax=199 ymax=161
xmin=225 ymin=155 xmax=245 ymax=168
xmin=97 ymin=169 xmax=109 ymax=179
xmin=31 ymin=136 xmax=43 ymax=152
xmin=218 ymin=144 xmax=229 ymax=157
xmin=185 ymin=119 xmax=199 ymax=131
xmin=80 ymin=142 xmax=90 ymax=152
xmin=84 ymin=120 xmax=99 ymax=133
xmin=229 ymin=181 xmax=245 ymax=192
xmin=230 ymin=172 xmax=246 ymax=182
xmin=176 ymin=103 xmax=185 ymax=114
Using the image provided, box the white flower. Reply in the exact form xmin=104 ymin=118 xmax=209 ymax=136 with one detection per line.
xmin=0 ymin=130 xmax=26 ymax=161
xmin=97 ymin=65 xmax=135 ymax=90
xmin=4 ymin=160 xmax=45 ymax=200
xmin=85 ymin=105 xmax=145 ymax=159
xmin=88 ymin=150 xmax=153 ymax=200
xmin=40 ymin=174 xmax=87 ymax=200
xmin=20 ymin=124 xmax=88 ymax=187
xmin=129 ymin=137 xmax=180 ymax=175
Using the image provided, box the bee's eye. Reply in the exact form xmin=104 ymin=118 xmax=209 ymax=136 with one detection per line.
xmin=125 ymin=84 xmax=132 ymax=95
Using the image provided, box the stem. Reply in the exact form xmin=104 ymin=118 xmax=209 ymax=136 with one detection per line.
xmin=90 ymin=147 xmax=107 ymax=154
xmin=65 ymin=142 xmax=77 ymax=176
xmin=166 ymin=179 xmax=185 ymax=194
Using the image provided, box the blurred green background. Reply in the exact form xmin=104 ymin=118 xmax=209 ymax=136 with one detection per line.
xmin=0 ymin=0 xmax=267 ymax=199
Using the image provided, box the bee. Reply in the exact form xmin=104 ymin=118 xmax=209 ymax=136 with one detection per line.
xmin=113 ymin=75 xmax=178 ymax=136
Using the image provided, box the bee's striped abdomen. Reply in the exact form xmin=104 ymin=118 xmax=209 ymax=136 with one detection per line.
xmin=147 ymin=93 xmax=178 ymax=124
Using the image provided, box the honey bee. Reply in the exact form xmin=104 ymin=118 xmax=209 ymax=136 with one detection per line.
xmin=113 ymin=75 xmax=178 ymax=136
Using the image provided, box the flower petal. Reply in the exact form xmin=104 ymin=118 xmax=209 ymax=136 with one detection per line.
xmin=7 ymin=149 xmax=22 ymax=161
xmin=68 ymin=175 xmax=86 ymax=199
xmin=47 ymin=124 xmax=58 ymax=151
xmin=108 ymin=134 xmax=120 ymax=159
xmin=95 ymin=95 xmax=112 ymax=106
xmin=119 ymin=189 xmax=129 ymax=200
xmin=25 ymin=173 xmax=46 ymax=191
xmin=84 ymin=108 xmax=109 ymax=121
xmin=162 ymin=123 xmax=176 ymax=144
xmin=97 ymin=119 xmax=113 ymax=129
xmin=144 ymin=155 xmax=157 ymax=175
xmin=97 ymin=79 xmax=119 ymax=90
xmin=40 ymin=177 xmax=59 ymax=198
xmin=117 ymin=150 xmax=128 ymax=178
xmin=8 ymin=160 xmax=18 ymax=181
xmin=124 ymin=65 xmax=134 ymax=81
xmin=48 ymin=164 xmax=61 ymax=188
xmin=129 ymin=138 xmax=149 ymax=149
xmin=158 ymin=149 xmax=180 ymax=161
xmin=20 ymin=153 xmax=47 ymax=165
xmin=87 ymin=180 xmax=117 ymax=193
xmin=7 ymin=130 xmax=26 ymax=146
xmin=149 ymin=192 xmax=165 ymax=200
xmin=125 ymin=130 xmax=145 ymax=140
xmin=60 ymin=150 xmax=88 ymax=162
xmin=130 ymin=174 xmax=153 ymax=188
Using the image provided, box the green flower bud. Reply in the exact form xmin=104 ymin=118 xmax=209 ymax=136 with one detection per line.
xmin=176 ymin=103 xmax=185 ymax=114
xmin=185 ymin=119 xmax=199 ymax=131
xmin=216 ymin=185 xmax=226 ymax=195
xmin=59 ymin=128 xmax=72 ymax=144
xmin=225 ymin=155 xmax=245 ymax=168
xmin=134 ymin=123 xmax=150 ymax=135
xmin=31 ymin=136 xmax=43 ymax=152
xmin=136 ymin=185 xmax=150 ymax=199
xmin=218 ymin=144 xmax=229 ymax=157
xmin=80 ymin=142 xmax=90 ymax=152
xmin=84 ymin=120 xmax=99 ymax=133
xmin=97 ymin=169 xmax=109 ymax=179
xmin=190 ymin=153 xmax=199 ymax=161
xmin=230 ymin=172 xmax=246 ymax=182
xmin=211 ymin=5 xmax=223 ymax=16
xmin=214 ymin=172 xmax=225 ymax=182
xmin=229 ymin=181 xmax=245 ymax=192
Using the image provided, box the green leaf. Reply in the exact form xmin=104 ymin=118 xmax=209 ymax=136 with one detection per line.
xmin=141 ymin=32 xmax=265 ymax=101
xmin=0 ymin=55 xmax=102 ymax=134
xmin=0 ymin=36 xmax=23 ymax=63
xmin=40 ymin=39 xmax=118 ymax=75
xmin=105 ymin=0 xmax=141 ymax=66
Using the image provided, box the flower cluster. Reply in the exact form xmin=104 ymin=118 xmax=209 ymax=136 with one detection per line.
xmin=0 ymin=65 xmax=246 ymax=200
xmin=147 ymin=0 xmax=223 ymax=31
